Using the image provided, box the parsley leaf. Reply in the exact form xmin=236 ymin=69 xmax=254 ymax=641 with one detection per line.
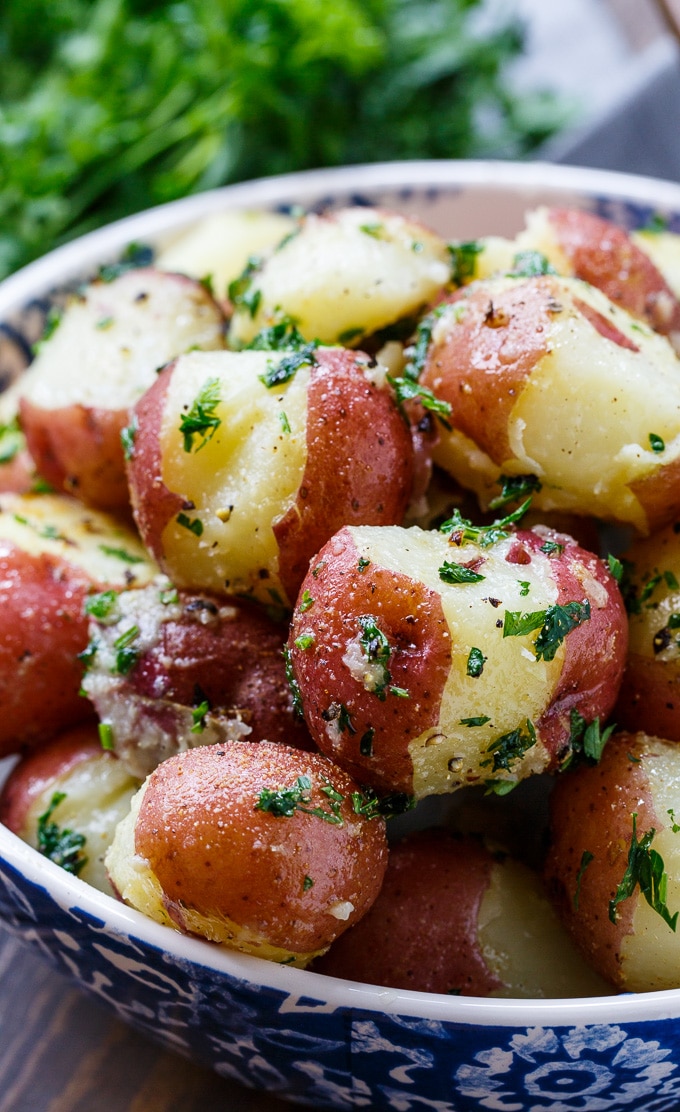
xmin=609 ymin=813 xmax=678 ymax=931
xmin=179 ymin=377 xmax=222 ymax=453
xmin=37 ymin=792 xmax=88 ymax=876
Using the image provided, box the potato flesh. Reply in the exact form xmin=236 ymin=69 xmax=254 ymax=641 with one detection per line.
xmin=0 ymin=492 xmax=156 ymax=586
xmin=479 ymin=858 xmax=611 ymax=998
xmin=620 ymin=740 xmax=680 ymax=991
xmin=16 ymin=270 xmax=225 ymax=412
xmin=159 ymin=349 xmax=310 ymax=604
xmin=25 ymin=755 xmax=139 ymax=895
xmin=155 ymin=209 xmax=296 ymax=296
xmin=228 ymin=207 xmax=451 ymax=347
xmin=350 ymin=525 xmax=561 ymax=796
xmin=632 ymin=230 xmax=680 ymax=300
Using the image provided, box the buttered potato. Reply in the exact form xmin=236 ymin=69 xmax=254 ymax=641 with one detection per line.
xmin=228 ymin=206 xmax=451 ymax=348
xmin=106 ymin=742 xmax=389 ymax=965
xmin=0 ymin=491 xmax=157 ymax=754
xmin=81 ymin=579 xmax=315 ymax=777
xmin=127 ymin=345 xmax=414 ymax=607
xmin=314 ymin=828 xmax=610 ymax=997
xmin=287 ymin=521 xmax=626 ymax=798
xmin=17 ymin=268 xmax=226 ymax=510
xmin=545 ymin=730 xmax=680 ymax=992
xmin=420 ymin=273 xmax=680 ymax=533
xmin=0 ymin=724 xmax=140 ymax=894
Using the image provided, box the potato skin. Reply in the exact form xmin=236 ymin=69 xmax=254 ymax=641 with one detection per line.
xmin=119 ymin=742 xmax=388 ymax=957
xmin=615 ymin=523 xmax=680 ymax=740
xmin=0 ymin=540 xmax=96 ymax=753
xmin=545 ymin=207 xmax=680 ymax=340
xmin=21 ymin=399 xmax=130 ymax=511
xmin=544 ymin=730 xmax=680 ymax=991
xmin=314 ymin=829 xmax=502 ymax=995
xmin=82 ymin=583 xmax=315 ymax=776
xmin=128 ymin=346 xmax=414 ymax=606
xmin=288 ymin=523 xmax=626 ymax=797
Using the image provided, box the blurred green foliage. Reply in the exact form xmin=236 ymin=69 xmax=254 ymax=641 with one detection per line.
xmin=0 ymin=0 xmax=570 ymax=277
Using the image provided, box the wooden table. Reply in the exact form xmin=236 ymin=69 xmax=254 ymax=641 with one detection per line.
xmin=0 ymin=922 xmax=295 ymax=1112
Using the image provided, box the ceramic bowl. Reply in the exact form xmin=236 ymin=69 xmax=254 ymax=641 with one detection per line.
xmin=3 ymin=160 xmax=680 ymax=1112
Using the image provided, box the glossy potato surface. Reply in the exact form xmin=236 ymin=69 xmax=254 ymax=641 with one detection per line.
xmin=128 ymin=346 xmax=414 ymax=606
xmin=545 ymin=731 xmax=680 ymax=992
xmin=106 ymin=742 xmax=388 ymax=964
xmin=421 ymin=273 xmax=680 ymax=533
xmin=82 ymin=580 xmax=314 ymax=777
xmin=288 ymin=522 xmax=626 ymax=797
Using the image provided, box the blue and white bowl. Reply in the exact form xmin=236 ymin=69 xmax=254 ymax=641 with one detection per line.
xmin=3 ymin=161 xmax=680 ymax=1112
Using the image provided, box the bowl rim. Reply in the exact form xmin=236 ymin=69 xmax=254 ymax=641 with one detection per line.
xmin=4 ymin=157 xmax=680 ymax=1028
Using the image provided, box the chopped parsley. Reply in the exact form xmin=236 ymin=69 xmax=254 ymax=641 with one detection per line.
xmin=609 ymin=813 xmax=678 ymax=931
xmin=112 ymin=625 xmax=140 ymax=675
xmin=438 ymin=561 xmax=485 ymax=585
xmin=503 ymin=600 xmax=591 ymax=661
xmin=357 ymin=556 xmax=371 ymax=572
xmin=190 ymin=699 xmax=210 ymax=733
xmin=227 ymin=255 xmax=263 ymax=317
xmin=176 ymin=512 xmax=203 ymax=537
xmin=36 ymin=792 xmax=88 ymax=876
xmin=573 ymin=850 xmax=594 ymax=909
xmin=508 ymin=250 xmax=556 ymax=277
xmin=259 ymin=343 xmax=317 ymax=388
xmin=279 ymin=411 xmax=291 ymax=434
xmin=466 ymin=647 xmax=486 ymax=677
xmin=649 ymin=433 xmax=665 ymax=453
xmin=357 ymin=615 xmax=406 ymax=700
xmin=98 ymin=722 xmax=115 ymax=750
xmin=98 ymin=544 xmax=144 ymax=563
xmin=283 ymin=645 xmax=304 ymax=717
xmin=488 ymin=473 xmax=542 ymax=511
xmin=120 ymin=416 xmax=137 ymax=461
xmin=84 ymin=589 xmax=119 ymax=622
xmin=387 ymin=374 xmax=452 ymax=426
xmin=359 ymin=727 xmax=375 ymax=756
xmin=298 ymin=589 xmax=314 ymax=612
xmin=245 ymin=318 xmax=309 ymax=351
xmin=460 ymin=715 xmax=491 ymax=727
xmin=440 ymin=499 xmax=532 ymax=549
xmin=448 ymin=240 xmax=483 ymax=286
xmin=539 ymin=540 xmax=564 ymax=557
xmin=481 ymin=718 xmax=536 ymax=774
xmin=560 ymin=709 xmax=615 ymax=770
xmin=254 ymin=774 xmax=352 ymax=826
xmin=179 ymin=377 xmax=222 ymax=453
xmin=294 ymin=632 xmax=315 ymax=651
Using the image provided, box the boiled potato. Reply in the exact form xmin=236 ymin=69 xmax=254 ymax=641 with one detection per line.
xmin=633 ymin=225 xmax=680 ymax=301
xmin=420 ymin=273 xmax=680 ymax=533
xmin=127 ymin=346 xmax=414 ymax=608
xmin=155 ymin=208 xmax=296 ymax=301
xmin=17 ymin=268 xmax=226 ymax=511
xmin=228 ymin=206 xmax=451 ymax=348
xmin=615 ymin=523 xmax=680 ymax=740
xmin=287 ymin=521 xmax=626 ymax=798
xmin=0 ymin=491 xmax=156 ymax=754
xmin=0 ymin=724 xmax=140 ymax=895
xmin=314 ymin=828 xmax=610 ymax=997
xmin=81 ymin=579 xmax=315 ymax=777
xmin=545 ymin=730 xmax=680 ymax=992
xmin=106 ymin=742 xmax=389 ymax=965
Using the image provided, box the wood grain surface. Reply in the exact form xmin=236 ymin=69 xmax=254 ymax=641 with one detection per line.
xmin=0 ymin=923 xmax=294 ymax=1112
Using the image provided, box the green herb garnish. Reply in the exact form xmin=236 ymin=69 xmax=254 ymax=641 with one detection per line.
xmin=488 ymin=473 xmax=541 ymax=511
xmin=179 ymin=377 xmax=222 ymax=453
xmin=609 ymin=813 xmax=678 ymax=931
xmin=439 ymin=561 xmax=485 ymax=585
xmin=259 ymin=344 xmax=317 ymax=388
xmin=503 ymin=600 xmax=591 ymax=661
xmin=36 ymin=792 xmax=87 ymax=876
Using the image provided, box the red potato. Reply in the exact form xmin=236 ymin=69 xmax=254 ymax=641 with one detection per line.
xmin=287 ymin=521 xmax=626 ymax=798
xmin=545 ymin=730 xmax=680 ymax=992
xmin=17 ymin=268 xmax=227 ymax=511
xmin=127 ymin=346 xmax=415 ymax=608
xmin=106 ymin=742 xmax=389 ymax=965
xmin=81 ymin=580 xmax=315 ymax=777
xmin=0 ymin=724 xmax=140 ymax=895
xmin=614 ymin=523 xmax=680 ymax=740
xmin=314 ymin=829 xmax=609 ymax=997
xmin=420 ymin=273 xmax=680 ymax=533
xmin=527 ymin=207 xmax=680 ymax=347
xmin=0 ymin=491 xmax=157 ymax=755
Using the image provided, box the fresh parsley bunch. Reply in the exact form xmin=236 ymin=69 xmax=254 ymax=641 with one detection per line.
xmin=0 ymin=0 xmax=570 ymax=278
